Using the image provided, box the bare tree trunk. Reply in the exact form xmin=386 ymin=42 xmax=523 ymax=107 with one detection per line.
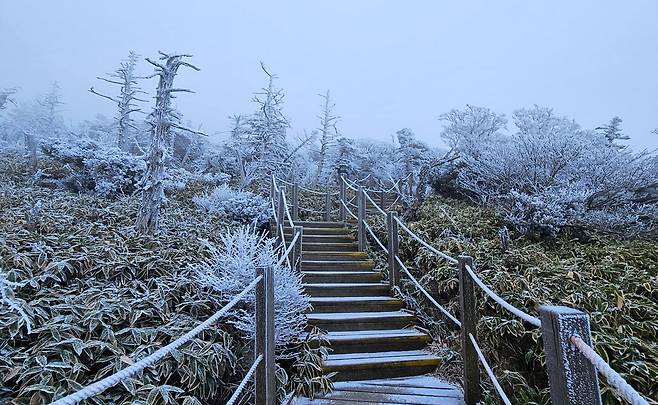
xmin=24 ymin=130 xmax=37 ymax=172
xmin=135 ymin=52 xmax=199 ymax=235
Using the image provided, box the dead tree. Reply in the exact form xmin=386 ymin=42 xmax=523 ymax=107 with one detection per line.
xmin=135 ymin=52 xmax=200 ymax=235
xmin=90 ymin=51 xmax=146 ymax=150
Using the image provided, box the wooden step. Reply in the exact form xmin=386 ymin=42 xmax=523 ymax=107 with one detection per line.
xmin=286 ymin=234 xmax=354 ymax=244
xmin=303 ymin=283 xmax=390 ymax=297
xmin=309 ymin=296 xmax=404 ymax=313
xmin=307 ymin=310 xmax=415 ymax=331
xmin=284 ymin=227 xmax=349 ymax=236
xmin=303 ymin=251 xmax=369 ymax=261
xmin=322 ymin=328 xmax=432 ymax=354
xmin=302 ymin=260 xmax=375 ymax=271
xmin=323 ymin=350 xmax=441 ymax=381
xmin=303 ymin=242 xmax=358 ymax=252
xmin=294 ymin=221 xmax=344 ymax=228
xmin=302 ymin=271 xmax=381 ymax=284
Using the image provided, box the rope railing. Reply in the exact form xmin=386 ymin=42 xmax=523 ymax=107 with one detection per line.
xmin=226 ymin=354 xmax=263 ymax=405
xmin=571 ymin=336 xmax=649 ymax=405
xmin=363 ymin=220 xmax=388 ymax=254
xmin=363 ymin=190 xmax=387 ymax=218
xmin=394 ymin=217 xmax=458 ymax=265
xmin=395 ymin=256 xmax=461 ymax=327
xmin=464 ymin=264 xmax=541 ymax=327
xmin=469 ymin=334 xmax=512 ymax=405
xmin=340 ymin=199 xmax=358 ymax=220
xmin=278 ymin=231 xmax=300 ymax=267
xmin=50 ymin=276 xmax=264 ymax=405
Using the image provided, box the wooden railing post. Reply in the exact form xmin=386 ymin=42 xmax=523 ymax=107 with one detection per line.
xmin=255 ymin=266 xmax=276 ymax=405
xmin=292 ymin=183 xmax=299 ymax=221
xmin=291 ymin=226 xmax=303 ymax=272
xmin=386 ymin=212 xmax=400 ymax=289
xmin=324 ymin=192 xmax=331 ymax=221
xmin=357 ymin=187 xmax=366 ymax=251
xmin=276 ymin=190 xmax=285 ymax=246
xmin=540 ymin=306 xmax=601 ymax=405
xmin=269 ymin=176 xmax=275 ymax=202
xmin=339 ymin=179 xmax=346 ymax=222
xmin=458 ymin=255 xmax=481 ymax=405
xmin=380 ymin=190 xmax=386 ymax=211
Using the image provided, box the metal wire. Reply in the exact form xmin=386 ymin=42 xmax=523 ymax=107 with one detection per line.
xmin=465 ymin=264 xmax=541 ymax=327
xmin=225 ymin=355 xmax=263 ymax=405
xmin=395 ymin=256 xmax=461 ymax=328
xmin=50 ymin=276 xmax=264 ymax=405
xmin=571 ymin=336 xmax=649 ymax=405
xmin=394 ymin=217 xmax=459 ymax=265
xmin=363 ymin=220 xmax=388 ymax=254
xmin=469 ymin=333 xmax=512 ymax=405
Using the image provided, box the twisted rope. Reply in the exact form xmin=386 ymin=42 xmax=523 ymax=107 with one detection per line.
xmin=363 ymin=220 xmax=388 ymax=254
xmin=280 ymin=189 xmax=295 ymax=228
xmin=225 ymin=354 xmax=263 ymax=405
xmin=363 ymin=190 xmax=387 ymax=218
xmin=340 ymin=199 xmax=358 ymax=220
xmin=395 ymin=256 xmax=461 ymax=327
xmin=394 ymin=217 xmax=458 ymax=265
xmin=469 ymin=333 xmax=512 ymax=405
xmin=50 ymin=276 xmax=264 ymax=405
xmin=571 ymin=336 xmax=649 ymax=405
xmin=465 ymin=264 xmax=541 ymax=327
xmin=277 ymin=231 xmax=300 ymax=267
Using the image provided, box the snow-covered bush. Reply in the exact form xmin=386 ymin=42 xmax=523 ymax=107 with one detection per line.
xmin=440 ymin=105 xmax=658 ymax=236
xmin=163 ymin=167 xmax=230 ymax=193
xmin=38 ymin=138 xmax=145 ymax=197
xmin=193 ymin=184 xmax=272 ymax=225
xmin=193 ymin=227 xmax=310 ymax=355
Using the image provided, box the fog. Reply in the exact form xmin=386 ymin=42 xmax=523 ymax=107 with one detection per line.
xmin=1 ymin=0 xmax=657 ymax=149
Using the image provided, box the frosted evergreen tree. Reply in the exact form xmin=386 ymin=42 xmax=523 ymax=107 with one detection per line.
xmin=596 ymin=116 xmax=629 ymax=148
xmin=90 ymin=51 xmax=146 ymax=150
xmin=395 ymin=128 xmax=431 ymax=193
xmin=247 ymin=63 xmax=290 ymax=178
xmin=314 ymin=90 xmax=340 ymax=184
xmin=135 ymin=52 xmax=200 ymax=235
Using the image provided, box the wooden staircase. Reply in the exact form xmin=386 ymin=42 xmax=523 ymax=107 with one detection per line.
xmin=284 ymin=221 xmax=441 ymax=382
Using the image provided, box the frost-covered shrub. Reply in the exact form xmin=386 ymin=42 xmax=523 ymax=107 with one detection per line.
xmin=163 ymin=166 xmax=230 ymax=193
xmin=193 ymin=227 xmax=310 ymax=355
xmin=39 ymin=138 xmax=145 ymax=197
xmin=193 ymin=184 xmax=272 ymax=225
xmin=440 ymin=105 xmax=658 ymax=236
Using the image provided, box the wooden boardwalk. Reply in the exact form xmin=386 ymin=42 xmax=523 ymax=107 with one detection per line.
xmin=293 ymin=376 xmax=464 ymax=404
xmin=287 ymin=220 xmax=464 ymax=404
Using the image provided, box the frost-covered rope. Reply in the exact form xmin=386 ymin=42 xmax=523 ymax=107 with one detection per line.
xmin=464 ymin=264 xmax=541 ymax=327
xmin=277 ymin=224 xmax=292 ymax=268
xmin=570 ymin=336 xmax=649 ymax=405
xmin=49 ymin=276 xmax=264 ymax=405
xmin=363 ymin=190 xmax=387 ymax=218
xmin=363 ymin=220 xmax=388 ymax=254
xmin=300 ymin=186 xmax=340 ymax=196
xmin=274 ymin=177 xmax=294 ymax=187
xmin=394 ymin=217 xmax=458 ymax=265
xmin=277 ymin=231 xmax=300 ymax=267
xmin=395 ymin=256 xmax=461 ymax=327
xmin=225 ymin=354 xmax=263 ymax=405
xmin=469 ymin=333 xmax=512 ymax=405
xmin=341 ymin=176 xmax=358 ymax=191
xmin=280 ymin=189 xmax=295 ymax=228
xmin=340 ymin=199 xmax=358 ymax=220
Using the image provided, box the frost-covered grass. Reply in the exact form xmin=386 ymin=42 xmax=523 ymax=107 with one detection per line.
xmin=394 ymin=196 xmax=657 ymax=404
xmin=193 ymin=184 xmax=272 ymax=225
xmin=0 ymin=153 xmax=324 ymax=404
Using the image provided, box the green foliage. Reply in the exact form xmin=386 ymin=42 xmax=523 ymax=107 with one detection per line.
xmin=398 ymin=196 xmax=657 ymax=404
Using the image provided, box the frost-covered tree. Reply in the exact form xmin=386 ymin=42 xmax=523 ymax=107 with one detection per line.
xmin=90 ymin=51 xmax=146 ymax=150
xmin=596 ymin=116 xmax=629 ymax=147
xmin=225 ymin=114 xmax=261 ymax=189
xmin=395 ymin=128 xmax=432 ymax=193
xmin=0 ymin=88 xmax=17 ymax=111
xmin=440 ymin=104 xmax=507 ymax=159
xmin=246 ymin=63 xmax=290 ymax=178
xmin=135 ymin=52 xmax=200 ymax=235
xmin=38 ymin=82 xmax=66 ymax=138
xmin=314 ymin=90 xmax=339 ymax=184
xmin=329 ymin=136 xmax=359 ymax=179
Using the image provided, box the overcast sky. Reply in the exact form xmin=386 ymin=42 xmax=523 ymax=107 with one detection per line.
xmin=2 ymin=1 xmax=657 ymax=149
